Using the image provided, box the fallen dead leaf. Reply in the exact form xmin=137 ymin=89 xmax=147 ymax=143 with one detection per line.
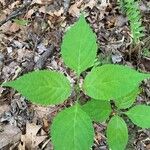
xmin=18 ymin=122 xmax=47 ymax=150
xmin=0 ymin=21 xmax=12 ymax=32
xmin=25 ymin=9 xmax=36 ymax=19
xmin=0 ymin=0 xmax=5 ymax=6
xmin=9 ymin=23 xmax=20 ymax=33
xmin=69 ymin=0 xmax=83 ymax=16
xmin=9 ymin=1 xmax=20 ymax=9
xmin=2 ymin=8 xmax=11 ymax=16
xmin=0 ymin=11 xmax=6 ymax=21
xmin=32 ymin=0 xmax=53 ymax=5
xmin=39 ymin=6 xmax=64 ymax=16
xmin=69 ymin=0 xmax=97 ymax=16
xmin=0 ymin=104 xmax=9 ymax=116
xmin=83 ymin=0 xmax=97 ymax=9
xmin=0 ymin=125 xmax=21 ymax=149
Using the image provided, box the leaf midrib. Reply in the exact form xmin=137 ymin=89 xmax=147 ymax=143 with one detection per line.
xmin=73 ymin=105 xmax=78 ymax=150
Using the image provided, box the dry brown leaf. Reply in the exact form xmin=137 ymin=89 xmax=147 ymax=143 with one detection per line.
xmin=0 ymin=0 xmax=5 ymax=6
xmin=32 ymin=0 xmax=53 ymax=5
xmin=43 ymin=117 xmax=49 ymax=132
xmin=25 ymin=9 xmax=35 ymax=19
xmin=68 ymin=0 xmax=83 ymax=16
xmin=2 ymin=8 xmax=11 ymax=16
xmin=69 ymin=0 xmax=97 ymax=16
xmin=100 ymin=0 xmax=110 ymax=7
xmin=0 ymin=11 xmax=6 ymax=21
xmin=83 ymin=0 xmax=97 ymax=9
xmin=0 ymin=104 xmax=9 ymax=116
xmin=9 ymin=23 xmax=20 ymax=33
xmin=9 ymin=1 xmax=20 ymax=9
xmin=32 ymin=105 xmax=56 ymax=119
xmin=0 ymin=21 xmax=12 ymax=32
xmin=18 ymin=122 xmax=47 ymax=150
xmin=0 ymin=125 xmax=21 ymax=149
xmin=39 ymin=6 xmax=64 ymax=16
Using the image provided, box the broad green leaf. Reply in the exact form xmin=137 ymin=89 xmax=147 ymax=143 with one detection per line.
xmin=61 ymin=15 xmax=97 ymax=76
xmin=82 ymin=99 xmax=111 ymax=122
xmin=115 ymin=88 xmax=140 ymax=109
xmin=51 ymin=104 xmax=94 ymax=150
xmin=83 ymin=64 xmax=150 ymax=101
xmin=125 ymin=105 xmax=150 ymax=128
xmin=2 ymin=71 xmax=71 ymax=105
xmin=106 ymin=115 xmax=128 ymax=150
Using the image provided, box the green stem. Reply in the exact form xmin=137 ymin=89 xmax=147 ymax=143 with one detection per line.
xmin=76 ymin=77 xmax=80 ymax=103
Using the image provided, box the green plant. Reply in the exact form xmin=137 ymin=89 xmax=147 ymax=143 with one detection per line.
xmin=13 ymin=18 xmax=30 ymax=26
xmin=143 ymin=48 xmax=150 ymax=57
xmin=2 ymin=15 xmax=150 ymax=150
xmin=119 ymin=0 xmax=144 ymax=43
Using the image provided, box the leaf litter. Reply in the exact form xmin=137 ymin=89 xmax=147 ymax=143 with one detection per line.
xmin=0 ymin=0 xmax=150 ymax=149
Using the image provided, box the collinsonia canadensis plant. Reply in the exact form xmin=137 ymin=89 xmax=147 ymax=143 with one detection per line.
xmin=119 ymin=0 xmax=144 ymax=43
xmin=2 ymin=15 xmax=150 ymax=150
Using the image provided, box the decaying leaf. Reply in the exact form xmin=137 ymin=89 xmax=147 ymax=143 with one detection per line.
xmin=0 ymin=125 xmax=21 ymax=149
xmin=69 ymin=0 xmax=97 ymax=16
xmin=32 ymin=0 xmax=53 ymax=5
xmin=25 ymin=9 xmax=36 ymax=19
xmin=9 ymin=23 xmax=20 ymax=33
xmin=18 ymin=122 xmax=47 ymax=149
xmin=68 ymin=0 xmax=83 ymax=16
xmin=0 ymin=0 xmax=5 ymax=6
xmin=39 ymin=6 xmax=64 ymax=17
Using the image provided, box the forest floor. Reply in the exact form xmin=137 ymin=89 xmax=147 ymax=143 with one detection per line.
xmin=0 ymin=0 xmax=150 ymax=149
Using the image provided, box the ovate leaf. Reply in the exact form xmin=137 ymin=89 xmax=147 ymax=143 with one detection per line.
xmin=82 ymin=99 xmax=111 ymax=122
xmin=115 ymin=88 xmax=140 ymax=109
xmin=106 ymin=115 xmax=128 ymax=150
xmin=125 ymin=105 xmax=150 ymax=128
xmin=83 ymin=64 xmax=150 ymax=100
xmin=51 ymin=104 xmax=94 ymax=150
xmin=2 ymin=71 xmax=71 ymax=105
xmin=61 ymin=15 xmax=97 ymax=76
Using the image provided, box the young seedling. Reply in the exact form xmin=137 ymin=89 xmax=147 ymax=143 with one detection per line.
xmin=2 ymin=15 xmax=150 ymax=150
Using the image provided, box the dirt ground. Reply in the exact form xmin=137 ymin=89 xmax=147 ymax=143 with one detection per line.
xmin=0 ymin=0 xmax=150 ymax=149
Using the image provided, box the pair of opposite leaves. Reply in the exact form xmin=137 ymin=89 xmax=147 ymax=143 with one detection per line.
xmin=2 ymin=15 xmax=150 ymax=150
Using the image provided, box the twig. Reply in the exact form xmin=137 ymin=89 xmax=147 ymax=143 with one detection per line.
xmin=0 ymin=2 xmax=31 ymax=27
